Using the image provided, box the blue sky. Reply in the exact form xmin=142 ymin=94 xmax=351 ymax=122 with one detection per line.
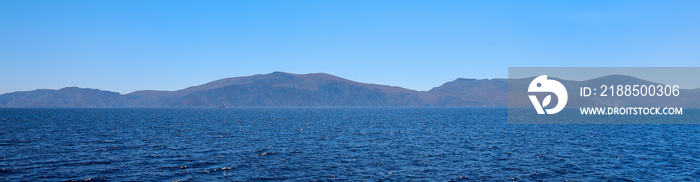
xmin=1 ymin=1 xmax=699 ymax=94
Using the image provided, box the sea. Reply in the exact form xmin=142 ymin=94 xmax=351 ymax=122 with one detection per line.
xmin=1 ymin=108 xmax=699 ymax=181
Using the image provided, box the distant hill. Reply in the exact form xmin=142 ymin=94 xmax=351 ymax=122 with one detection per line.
xmin=133 ymin=72 xmax=428 ymax=107
xmin=427 ymin=78 xmax=507 ymax=107
xmin=0 ymin=87 xmax=126 ymax=108
xmin=0 ymin=72 xmax=697 ymax=108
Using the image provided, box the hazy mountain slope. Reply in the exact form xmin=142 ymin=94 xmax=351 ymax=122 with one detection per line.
xmin=0 ymin=89 xmax=56 ymax=107
xmin=0 ymin=87 xmax=126 ymax=108
xmin=172 ymin=72 xmax=427 ymax=106
xmin=427 ymin=78 xmax=507 ymax=107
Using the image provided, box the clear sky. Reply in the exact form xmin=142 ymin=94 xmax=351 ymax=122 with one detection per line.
xmin=1 ymin=1 xmax=699 ymax=94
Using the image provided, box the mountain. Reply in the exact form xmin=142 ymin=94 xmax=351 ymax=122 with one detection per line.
xmin=0 ymin=72 xmax=431 ymax=108
xmin=0 ymin=72 xmax=697 ymax=108
xmin=135 ymin=72 xmax=428 ymax=107
xmin=0 ymin=87 xmax=126 ymax=108
xmin=427 ymin=78 xmax=507 ymax=107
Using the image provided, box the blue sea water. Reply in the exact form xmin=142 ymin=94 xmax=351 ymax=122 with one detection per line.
xmin=0 ymin=108 xmax=699 ymax=181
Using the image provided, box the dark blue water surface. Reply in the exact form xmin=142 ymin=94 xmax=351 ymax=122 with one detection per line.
xmin=1 ymin=108 xmax=699 ymax=181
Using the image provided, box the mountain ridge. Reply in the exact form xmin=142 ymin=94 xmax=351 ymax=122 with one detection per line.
xmin=1 ymin=72 xmax=697 ymax=108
